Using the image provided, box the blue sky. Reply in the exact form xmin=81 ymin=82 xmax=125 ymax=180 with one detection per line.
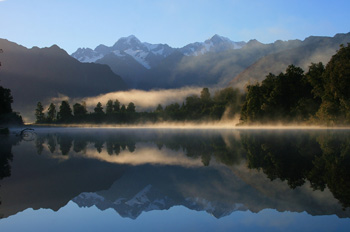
xmin=0 ymin=0 xmax=349 ymax=54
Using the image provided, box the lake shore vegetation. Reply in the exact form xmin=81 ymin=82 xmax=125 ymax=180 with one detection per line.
xmin=34 ymin=44 xmax=350 ymax=126
xmin=239 ymin=43 xmax=350 ymax=126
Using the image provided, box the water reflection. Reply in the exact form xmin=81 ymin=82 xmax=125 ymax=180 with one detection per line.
xmin=0 ymin=128 xmax=350 ymax=221
xmin=0 ymin=137 xmax=18 ymax=181
xmin=32 ymin=129 xmax=245 ymax=167
xmin=241 ymin=130 xmax=350 ymax=209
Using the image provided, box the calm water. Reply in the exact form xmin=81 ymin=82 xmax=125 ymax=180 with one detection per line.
xmin=1 ymin=127 xmax=350 ymax=231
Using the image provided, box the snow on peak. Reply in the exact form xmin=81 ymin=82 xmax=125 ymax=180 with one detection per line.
xmin=71 ymin=34 xmax=246 ymax=67
xmin=125 ymin=184 xmax=152 ymax=206
xmin=180 ymin=34 xmax=246 ymax=56
xmin=107 ymin=36 xmax=174 ymax=69
xmin=71 ymin=47 xmax=103 ymax=63
xmin=143 ymin=42 xmax=159 ymax=51
xmin=124 ymin=48 xmax=151 ymax=69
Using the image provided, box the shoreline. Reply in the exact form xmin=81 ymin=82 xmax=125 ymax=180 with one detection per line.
xmin=17 ymin=123 xmax=350 ymax=130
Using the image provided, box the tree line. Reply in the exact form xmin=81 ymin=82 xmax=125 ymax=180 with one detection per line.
xmin=35 ymin=87 xmax=244 ymax=124
xmin=240 ymin=43 xmax=350 ymax=125
xmin=36 ymin=43 xmax=349 ymax=126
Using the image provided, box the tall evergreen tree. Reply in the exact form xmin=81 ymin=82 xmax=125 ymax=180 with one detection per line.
xmin=106 ymin=100 xmax=113 ymax=114
xmin=155 ymin=104 xmax=163 ymax=112
xmin=73 ymin=103 xmax=87 ymax=117
xmin=113 ymin=99 xmax=120 ymax=112
xmin=57 ymin=101 xmax=73 ymax=122
xmin=94 ymin=102 xmax=104 ymax=114
xmin=47 ymin=103 xmax=56 ymax=122
xmin=200 ymin=88 xmax=211 ymax=101
xmin=126 ymin=102 xmax=136 ymax=113
xmin=35 ymin=102 xmax=45 ymax=123
xmin=120 ymin=104 xmax=126 ymax=112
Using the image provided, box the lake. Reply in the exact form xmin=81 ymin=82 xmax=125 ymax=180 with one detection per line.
xmin=0 ymin=127 xmax=350 ymax=231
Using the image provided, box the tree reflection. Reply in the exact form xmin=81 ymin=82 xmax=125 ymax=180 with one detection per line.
xmin=35 ymin=136 xmax=45 ymax=155
xmin=57 ymin=135 xmax=73 ymax=155
xmin=73 ymin=137 xmax=88 ymax=153
xmin=30 ymin=129 xmax=350 ymax=209
xmin=0 ymin=135 xmax=20 ymax=207
xmin=47 ymin=135 xmax=56 ymax=153
xmin=241 ymin=131 xmax=350 ymax=209
xmin=312 ymin=132 xmax=350 ymax=209
xmin=32 ymin=131 xmax=244 ymax=167
xmin=127 ymin=142 xmax=136 ymax=153
xmin=106 ymin=140 xmax=114 ymax=155
xmin=94 ymin=140 xmax=104 ymax=153
xmin=0 ymin=139 xmax=13 ymax=181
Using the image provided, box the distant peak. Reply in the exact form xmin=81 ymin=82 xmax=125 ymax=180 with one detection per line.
xmin=210 ymin=34 xmax=223 ymax=40
xmin=126 ymin=35 xmax=137 ymax=39
xmin=113 ymin=35 xmax=142 ymax=50
xmin=246 ymin=39 xmax=262 ymax=45
xmin=119 ymin=35 xmax=140 ymax=43
xmin=211 ymin=34 xmax=228 ymax=40
xmin=49 ymin=44 xmax=61 ymax=50
xmin=207 ymin=34 xmax=232 ymax=44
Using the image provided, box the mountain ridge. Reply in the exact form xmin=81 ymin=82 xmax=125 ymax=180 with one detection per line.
xmin=71 ymin=33 xmax=350 ymax=90
xmin=230 ymin=32 xmax=350 ymax=88
xmin=0 ymin=38 xmax=128 ymax=121
xmin=71 ymin=34 xmax=246 ymax=69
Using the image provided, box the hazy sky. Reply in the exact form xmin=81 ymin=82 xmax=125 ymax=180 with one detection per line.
xmin=1 ymin=0 xmax=349 ymax=54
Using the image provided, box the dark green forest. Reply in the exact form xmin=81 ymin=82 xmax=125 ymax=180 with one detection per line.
xmin=240 ymin=43 xmax=350 ymax=125
xmin=34 ymin=87 xmax=244 ymax=124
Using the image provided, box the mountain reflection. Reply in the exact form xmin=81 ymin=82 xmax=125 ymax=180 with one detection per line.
xmin=1 ymin=128 xmax=350 ymax=220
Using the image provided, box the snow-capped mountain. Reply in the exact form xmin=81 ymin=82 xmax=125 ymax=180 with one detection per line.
xmin=72 ymin=35 xmax=176 ymax=69
xmin=70 ymin=33 xmax=350 ymax=90
xmin=71 ymin=35 xmax=245 ymax=69
xmin=71 ymin=47 xmax=104 ymax=63
xmin=180 ymin=34 xmax=246 ymax=56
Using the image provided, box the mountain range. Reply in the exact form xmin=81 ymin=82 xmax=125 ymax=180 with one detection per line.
xmin=72 ymin=34 xmax=245 ymax=69
xmin=230 ymin=33 xmax=350 ymax=88
xmin=71 ymin=33 xmax=350 ymax=90
xmin=72 ymin=34 xmax=246 ymax=88
xmin=1 ymin=33 xmax=350 ymax=121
